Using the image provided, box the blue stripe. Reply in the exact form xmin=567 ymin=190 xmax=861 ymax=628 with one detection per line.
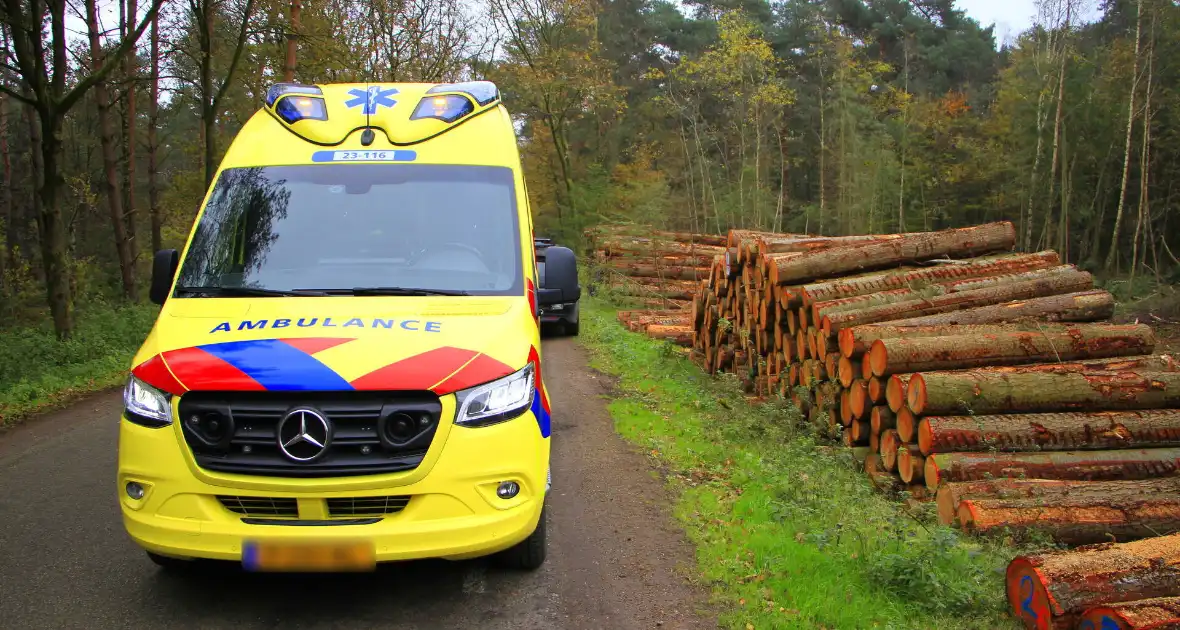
xmin=198 ymin=339 xmax=354 ymax=391
xmin=531 ymin=391 xmax=551 ymax=438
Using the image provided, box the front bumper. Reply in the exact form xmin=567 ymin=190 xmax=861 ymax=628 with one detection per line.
xmin=117 ymin=405 xmax=549 ymax=564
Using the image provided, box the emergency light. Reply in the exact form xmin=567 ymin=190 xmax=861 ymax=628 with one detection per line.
xmin=410 ymin=94 xmax=475 ymax=123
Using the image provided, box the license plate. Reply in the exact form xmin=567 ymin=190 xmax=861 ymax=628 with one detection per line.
xmin=242 ymin=540 xmax=376 ymax=572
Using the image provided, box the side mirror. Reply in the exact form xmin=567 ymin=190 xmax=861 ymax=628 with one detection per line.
xmin=537 ymin=246 xmax=580 ymax=305
xmin=150 ymin=249 xmax=180 ymax=306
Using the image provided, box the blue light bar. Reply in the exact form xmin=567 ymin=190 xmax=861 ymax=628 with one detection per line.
xmin=426 ymin=81 xmax=500 ymax=106
xmin=274 ymin=95 xmax=328 ymax=124
xmin=410 ymin=94 xmax=475 ymax=123
xmin=266 ymin=83 xmax=322 ymax=107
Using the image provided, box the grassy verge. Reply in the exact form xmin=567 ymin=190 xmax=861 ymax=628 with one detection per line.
xmin=577 ymin=299 xmax=1021 ymax=630
xmin=0 ymin=302 xmax=158 ymax=427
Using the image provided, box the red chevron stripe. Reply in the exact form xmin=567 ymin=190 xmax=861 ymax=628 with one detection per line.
xmin=277 ymin=337 xmax=355 ymax=355
xmin=131 ymin=354 xmax=188 ymax=396
xmin=432 ymin=354 xmax=516 ymax=395
xmin=162 ymin=347 xmax=266 ymax=391
xmin=350 ymin=346 xmax=477 ymax=391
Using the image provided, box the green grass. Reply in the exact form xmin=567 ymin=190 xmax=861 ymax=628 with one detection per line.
xmin=0 ymin=301 xmax=158 ymax=426
xmin=577 ymin=299 xmax=1021 ymax=630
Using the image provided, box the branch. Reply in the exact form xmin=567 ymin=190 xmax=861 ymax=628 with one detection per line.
xmin=0 ymin=80 xmax=37 ymax=106
xmin=212 ymin=0 xmax=258 ymax=109
xmin=57 ymin=0 xmax=166 ymax=114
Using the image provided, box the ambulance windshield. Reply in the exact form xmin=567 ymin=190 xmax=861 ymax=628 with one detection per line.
xmin=174 ymin=164 xmax=523 ymax=297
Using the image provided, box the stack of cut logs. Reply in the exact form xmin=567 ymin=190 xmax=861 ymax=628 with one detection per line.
xmin=585 ymin=225 xmax=721 ymax=346
xmin=673 ymin=219 xmax=1180 ymax=627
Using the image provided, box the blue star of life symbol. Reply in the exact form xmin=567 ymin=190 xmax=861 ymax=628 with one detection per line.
xmin=345 ymin=86 xmax=398 ymax=115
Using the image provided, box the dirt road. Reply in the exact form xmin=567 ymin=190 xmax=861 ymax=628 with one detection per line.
xmin=0 ymin=338 xmax=714 ymax=629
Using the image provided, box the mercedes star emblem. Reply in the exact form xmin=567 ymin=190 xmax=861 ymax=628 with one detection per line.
xmin=276 ymin=408 xmax=332 ymax=462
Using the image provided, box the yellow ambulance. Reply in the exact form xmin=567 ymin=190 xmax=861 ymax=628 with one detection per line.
xmin=117 ymin=81 xmax=576 ymax=572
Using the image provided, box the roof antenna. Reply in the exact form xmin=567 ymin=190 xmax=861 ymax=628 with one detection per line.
xmin=360 ymin=48 xmax=375 ymax=146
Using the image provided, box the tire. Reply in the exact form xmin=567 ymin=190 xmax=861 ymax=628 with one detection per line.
xmin=494 ymin=507 xmax=547 ymax=570
xmin=565 ymin=318 xmax=579 ymax=337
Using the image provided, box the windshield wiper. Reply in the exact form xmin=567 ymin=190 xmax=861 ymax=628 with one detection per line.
xmin=303 ymin=287 xmax=471 ymax=297
xmin=175 ymin=286 xmax=328 ymax=297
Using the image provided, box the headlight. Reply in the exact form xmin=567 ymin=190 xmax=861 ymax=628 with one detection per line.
xmin=123 ymin=375 xmax=173 ymax=427
xmin=454 ymin=363 xmax=534 ymax=428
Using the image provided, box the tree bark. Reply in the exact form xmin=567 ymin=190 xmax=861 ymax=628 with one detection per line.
xmin=37 ymin=114 xmax=73 ymax=338
xmin=601 ymin=237 xmax=727 ymax=258
xmin=821 ymin=270 xmax=1094 ymax=334
xmin=1077 ymin=597 xmax=1180 ymax=630
xmin=769 ymin=221 xmax=1017 ymax=286
xmin=613 ymin=279 xmax=700 ymax=301
xmin=918 ymin=409 xmax=1180 ymax=456
xmin=1006 ymin=533 xmax=1180 ymax=630
xmin=935 ymin=478 xmax=1092 ymax=526
xmin=87 ymin=0 xmax=136 ymax=301
xmin=0 ymin=76 xmax=10 ymax=286
xmin=283 ymin=0 xmax=301 ymax=81
xmin=123 ymin=0 xmax=139 ymax=287
xmin=839 ymin=322 xmax=1079 ymax=359
xmin=148 ymin=8 xmax=161 ymax=252
xmin=812 ymin=266 xmax=1080 ymax=325
xmin=604 ymin=261 xmax=710 ymax=281
xmin=960 ymin=486 xmax=1180 ymax=545
xmin=882 ymin=290 xmax=1115 ymax=327
xmin=799 ymin=251 xmax=1060 ymax=306
xmin=868 ymin=324 xmax=1155 ymax=377
xmin=908 ymin=370 xmax=1180 ymax=416
xmin=923 ymin=448 xmax=1180 ymax=492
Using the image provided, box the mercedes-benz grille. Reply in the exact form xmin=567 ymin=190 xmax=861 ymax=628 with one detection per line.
xmin=177 ymin=391 xmax=442 ymax=477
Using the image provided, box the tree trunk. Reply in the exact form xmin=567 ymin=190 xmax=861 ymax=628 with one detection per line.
xmin=769 ymin=221 xmax=1017 ymax=286
xmin=756 ymin=234 xmax=897 ymax=260
xmin=37 ymin=114 xmax=74 ymax=339
xmin=923 ymin=448 xmax=1180 ymax=492
xmin=918 ymin=409 xmax=1180 ymax=456
xmin=1106 ymin=0 xmax=1143 ymax=272
xmin=868 ymin=324 xmax=1155 ymax=377
xmin=604 ymin=261 xmax=710 ymax=281
xmin=87 ymin=0 xmax=136 ymax=301
xmin=1006 ymin=533 xmax=1180 ymax=630
xmin=935 ymin=478 xmax=1092 ymax=526
xmin=123 ymin=0 xmax=139 ymax=290
xmin=882 ymin=289 xmax=1115 ymax=327
xmin=886 ymin=374 xmax=912 ymax=413
xmin=1077 ymin=598 xmax=1180 ymax=630
xmin=960 ymin=485 xmax=1180 ymax=545
xmin=840 ymin=322 xmax=1082 ymax=359
xmin=908 ymin=370 xmax=1180 ymax=416
xmin=821 ymin=271 xmax=1094 ymax=335
xmin=814 ymin=266 xmax=1081 ymax=328
xmin=148 ymin=9 xmax=161 ymax=253
xmin=799 ymin=251 xmax=1061 ymax=306
xmin=0 ymin=83 xmax=10 ymax=287
xmin=283 ymin=0 xmax=301 ymax=81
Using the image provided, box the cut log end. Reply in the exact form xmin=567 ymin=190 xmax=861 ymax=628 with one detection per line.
xmin=907 ymin=373 xmax=928 ymax=415
xmin=1078 ymin=598 xmax=1180 ymax=630
xmin=1005 ymin=557 xmax=1059 ymax=629
xmin=896 ymin=407 xmax=917 ymax=443
xmin=868 ymin=339 xmax=888 ymax=378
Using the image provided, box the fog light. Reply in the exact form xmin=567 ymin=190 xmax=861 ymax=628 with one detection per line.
xmin=126 ymin=481 xmax=146 ymax=500
xmin=496 ymin=481 xmax=520 ymax=500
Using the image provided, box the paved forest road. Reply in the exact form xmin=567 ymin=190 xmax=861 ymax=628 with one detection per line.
xmin=0 ymin=338 xmax=714 ymax=630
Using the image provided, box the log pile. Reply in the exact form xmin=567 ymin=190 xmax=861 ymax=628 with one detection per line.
xmin=671 ymin=219 xmax=1180 ymax=552
xmin=588 ymin=226 xmax=741 ymax=347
